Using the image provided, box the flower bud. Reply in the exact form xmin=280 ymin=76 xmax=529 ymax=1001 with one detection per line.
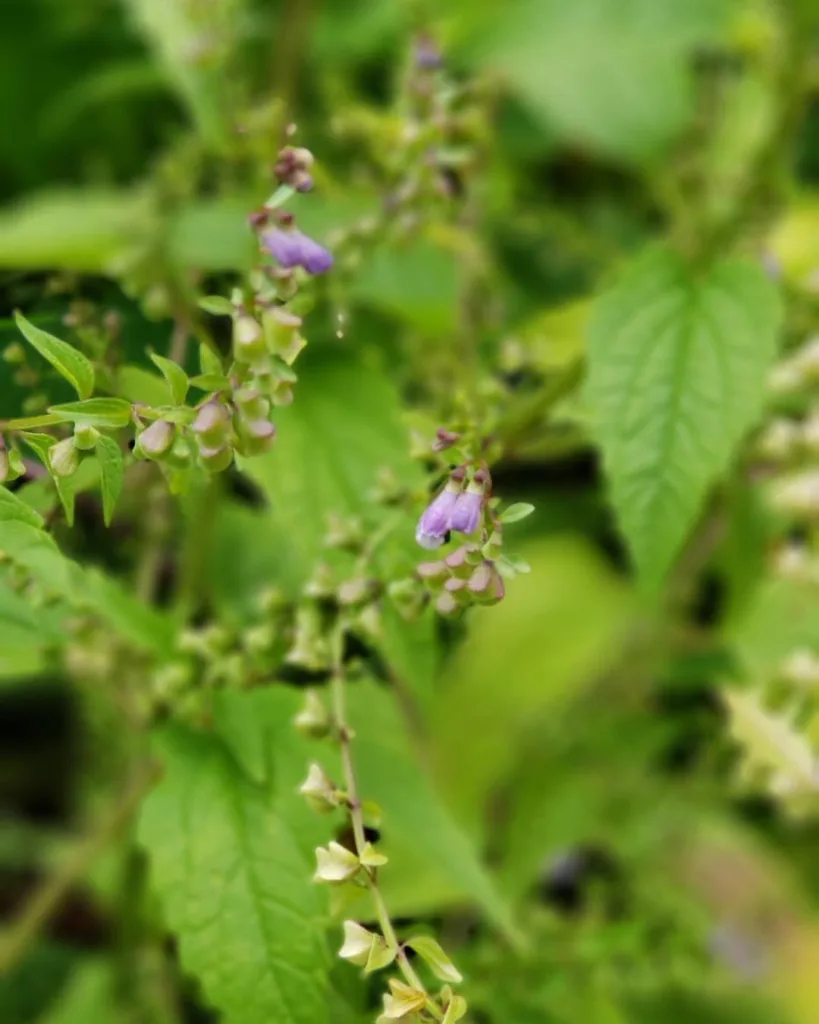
xmin=444 ymin=544 xmax=481 ymax=578
xmin=192 ymin=401 xmax=231 ymax=446
xmin=299 ymin=763 xmax=340 ymax=814
xmin=234 ymin=386 xmax=270 ymax=421
xmin=313 ymin=841 xmax=359 ymax=883
xmin=757 ymin=419 xmax=798 ymax=461
xmin=338 ymin=921 xmax=374 ymax=966
xmin=338 ymin=577 xmax=375 ymax=607
xmin=72 ymin=424 xmax=99 ymax=451
xmin=197 ymin=442 xmax=234 ymax=473
xmin=49 ymin=437 xmax=79 ymax=478
xmin=435 ymin=590 xmax=460 ymax=616
xmin=263 ymin=307 xmax=304 ymax=360
xmin=233 ymin=315 xmax=266 ymax=362
xmin=294 ymin=688 xmax=331 ymax=739
xmin=380 ymin=980 xmax=427 ymax=1020
xmin=416 ymin=560 xmax=449 ymax=584
xmin=433 ymin=428 xmax=461 ymax=452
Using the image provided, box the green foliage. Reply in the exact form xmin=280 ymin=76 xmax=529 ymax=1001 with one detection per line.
xmin=95 ymin=435 xmax=124 ymax=525
xmin=587 ymin=247 xmax=781 ymax=587
xmin=14 ymin=312 xmax=95 ymax=400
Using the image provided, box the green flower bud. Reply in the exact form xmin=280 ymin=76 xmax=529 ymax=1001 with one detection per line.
xmin=136 ymin=419 xmax=175 ymax=458
xmin=338 ymin=920 xmax=375 ymax=966
xmin=198 ymin=442 xmax=234 ymax=473
xmin=379 ymin=980 xmax=427 ymax=1020
xmin=435 ymin=590 xmax=460 ymax=617
xmin=313 ymin=841 xmax=359 ymax=883
xmin=192 ymin=401 xmax=231 ymax=446
xmin=49 ymin=437 xmax=79 ymax=478
xmin=337 ymin=577 xmax=375 ymax=607
xmin=234 ymin=386 xmax=270 ymax=421
xmin=293 ymin=688 xmax=331 ymax=739
xmin=72 ymin=423 xmax=99 ymax=451
xmin=233 ymin=315 xmax=266 ymax=362
xmin=262 ymin=307 xmax=303 ymax=360
xmin=416 ymin=560 xmax=448 ymax=585
xmin=299 ymin=763 xmax=339 ymax=814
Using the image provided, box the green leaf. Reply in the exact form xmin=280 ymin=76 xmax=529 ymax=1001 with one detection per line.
xmin=346 ymin=681 xmax=519 ymax=943
xmin=35 ymin=960 xmax=118 ymax=1024
xmin=479 ymin=0 xmax=729 ymax=161
xmin=731 ymin=576 xmax=819 ymax=682
xmin=0 ymin=521 xmax=174 ymax=655
xmin=149 ymin=353 xmax=189 ymax=405
xmin=499 ymin=503 xmax=535 ymax=525
xmin=404 ymin=936 xmax=463 ymax=984
xmin=199 ymin=343 xmax=223 ymax=377
xmin=19 ymin=433 xmax=77 ymax=526
xmin=49 ymin=398 xmax=133 ymax=429
xmin=14 ymin=311 xmax=94 ymax=400
xmin=0 ymin=190 xmax=145 ymax=272
xmin=586 ymin=247 xmax=782 ymax=588
xmin=95 ymin=437 xmax=124 ymax=526
xmin=139 ymin=695 xmax=330 ymax=1024
xmin=0 ymin=579 xmax=60 ymax=643
xmin=0 ymin=486 xmax=44 ymax=528
xmin=188 ymin=373 xmax=229 ymax=392
xmin=431 ymin=538 xmax=633 ymax=829
xmin=198 ymin=295 xmax=235 ymax=316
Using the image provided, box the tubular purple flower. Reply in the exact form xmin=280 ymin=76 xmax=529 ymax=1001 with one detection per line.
xmin=415 ymin=472 xmax=464 ymax=550
xmin=261 ymin=227 xmax=333 ymax=275
xmin=448 ymin=474 xmax=486 ymax=535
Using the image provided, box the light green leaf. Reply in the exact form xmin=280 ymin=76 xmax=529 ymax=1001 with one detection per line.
xmin=198 ymin=295 xmax=235 ymax=316
xmin=49 ymin=398 xmax=133 ymax=429
xmin=19 ymin=433 xmax=77 ymax=527
xmin=347 ymin=681 xmax=519 ymax=943
xmin=404 ymin=936 xmax=463 ymax=984
xmin=731 ymin=576 xmax=819 ymax=682
xmin=0 ymin=521 xmax=174 ymax=655
xmin=499 ymin=503 xmax=535 ymax=525
xmin=116 ymin=365 xmax=172 ymax=407
xmin=431 ymin=537 xmax=633 ymax=829
xmin=0 ymin=579 xmax=60 ymax=643
xmin=0 ymin=486 xmax=44 ymax=528
xmin=199 ymin=343 xmax=224 ymax=378
xmin=479 ymin=0 xmax=729 ymax=161
xmin=188 ymin=373 xmax=229 ymax=392
xmin=586 ymin=247 xmax=782 ymax=588
xmin=149 ymin=353 xmax=189 ymax=405
xmin=0 ymin=191 xmax=145 ymax=272
xmin=35 ymin=960 xmax=118 ymax=1024
xmin=14 ymin=311 xmax=94 ymax=400
xmin=95 ymin=437 xmax=124 ymax=526
xmin=139 ymin=701 xmax=330 ymax=1024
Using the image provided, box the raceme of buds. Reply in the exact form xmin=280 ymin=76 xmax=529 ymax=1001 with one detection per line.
xmin=415 ymin=469 xmax=465 ymax=549
xmin=261 ymin=225 xmax=333 ymax=275
xmin=274 ymin=145 xmax=315 ymax=193
xmin=294 ymin=688 xmax=330 ymax=738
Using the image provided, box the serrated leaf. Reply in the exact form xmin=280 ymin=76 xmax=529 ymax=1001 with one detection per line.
xmin=149 ymin=353 xmax=189 ymax=405
xmin=139 ymin=698 xmax=330 ymax=1024
xmin=499 ymin=503 xmax=535 ymax=525
xmin=14 ymin=311 xmax=94 ymax=399
xmin=0 ymin=486 xmax=44 ymax=528
xmin=586 ymin=247 xmax=781 ymax=588
xmin=405 ymin=936 xmax=463 ymax=984
xmin=198 ymin=295 xmax=234 ymax=316
xmin=95 ymin=437 xmax=124 ymax=526
xmin=49 ymin=398 xmax=133 ymax=429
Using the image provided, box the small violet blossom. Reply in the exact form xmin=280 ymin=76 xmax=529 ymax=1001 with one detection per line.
xmin=261 ymin=227 xmax=333 ymax=275
xmin=448 ymin=473 xmax=486 ymax=535
xmin=415 ymin=470 xmax=464 ymax=550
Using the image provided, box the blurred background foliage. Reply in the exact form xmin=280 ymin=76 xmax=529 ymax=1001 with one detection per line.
xmin=2 ymin=0 xmax=819 ymax=1023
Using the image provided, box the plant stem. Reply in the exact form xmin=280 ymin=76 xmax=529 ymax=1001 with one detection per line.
xmin=330 ymin=649 xmax=441 ymax=1016
xmin=0 ymin=760 xmax=161 ymax=976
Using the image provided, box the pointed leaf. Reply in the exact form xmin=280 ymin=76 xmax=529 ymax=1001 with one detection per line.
xmin=198 ymin=295 xmax=234 ymax=316
xmin=14 ymin=311 xmax=94 ymax=399
xmin=95 ymin=436 xmax=124 ymax=526
xmin=199 ymin=343 xmax=223 ymax=377
xmin=0 ymin=486 xmax=44 ymax=528
xmin=586 ymin=247 xmax=781 ymax=587
xmin=499 ymin=503 xmax=535 ymax=525
xmin=49 ymin=398 xmax=133 ymax=429
xmin=150 ymin=353 xmax=189 ymax=405
xmin=20 ymin=433 xmax=77 ymax=526
xmin=139 ymin=711 xmax=330 ymax=1024
xmin=405 ymin=936 xmax=463 ymax=984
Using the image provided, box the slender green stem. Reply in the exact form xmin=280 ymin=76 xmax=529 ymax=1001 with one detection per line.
xmin=330 ymin=642 xmax=441 ymax=1017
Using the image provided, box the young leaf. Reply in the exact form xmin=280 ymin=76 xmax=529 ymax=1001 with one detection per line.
xmin=14 ymin=311 xmax=95 ymax=399
xmin=0 ymin=486 xmax=44 ymax=528
xmin=19 ymin=433 xmax=77 ymax=526
xmin=138 ymin=718 xmax=330 ymax=1024
xmin=198 ymin=295 xmax=234 ymax=316
xmin=586 ymin=247 xmax=781 ymax=588
xmin=199 ymin=342 xmax=223 ymax=377
xmin=49 ymin=398 xmax=133 ymax=429
xmin=188 ymin=373 xmax=230 ymax=392
xmin=95 ymin=436 xmax=124 ymax=526
xmin=150 ymin=352 xmax=189 ymax=405
xmin=499 ymin=503 xmax=535 ymax=525
xmin=405 ymin=936 xmax=463 ymax=984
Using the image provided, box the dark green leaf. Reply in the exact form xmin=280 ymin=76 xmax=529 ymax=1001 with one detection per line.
xmin=95 ymin=436 xmax=124 ymax=526
xmin=14 ymin=311 xmax=95 ymax=400
xmin=586 ymin=247 xmax=781 ymax=587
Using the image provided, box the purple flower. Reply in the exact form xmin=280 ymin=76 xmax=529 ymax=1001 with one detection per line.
xmin=415 ymin=474 xmax=463 ymax=550
xmin=448 ymin=478 xmax=485 ymax=535
xmin=262 ymin=227 xmax=333 ymax=275
xmin=414 ymin=34 xmax=443 ymax=70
